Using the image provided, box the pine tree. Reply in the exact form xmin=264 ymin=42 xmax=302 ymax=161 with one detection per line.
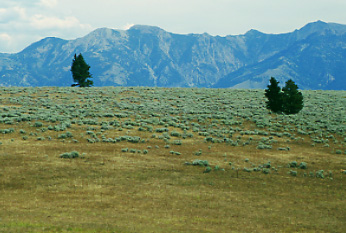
xmin=264 ymin=77 xmax=304 ymax=115
xmin=264 ymin=77 xmax=283 ymax=113
xmin=71 ymin=53 xmax=93 ymax=87
xmin=282 ymin=79 xmax=304 ymax=114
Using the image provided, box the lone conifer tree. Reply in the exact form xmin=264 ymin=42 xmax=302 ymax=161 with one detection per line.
xmin=282 ymin=79 xmax=304 ymax=114
xmin=71 ymin=53 xmax=93 ymax=87
xmin=264 ymin=77 xmax=283 ymax=113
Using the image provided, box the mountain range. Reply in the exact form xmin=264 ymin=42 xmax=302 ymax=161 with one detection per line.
xmin=0 ymin=20 xmax=345 ymax=90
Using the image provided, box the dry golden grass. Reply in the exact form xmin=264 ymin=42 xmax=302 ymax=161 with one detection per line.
xmin=0 ymin=87 xmax=345 ymax=232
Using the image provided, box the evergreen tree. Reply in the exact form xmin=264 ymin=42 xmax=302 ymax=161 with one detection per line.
xmin=264 ymin=77 xmax=304 ymax=115
xmin=71 ymin=53 xmax=93 ymax=87
xmin=264 ymin=77 xmax=283 ymax=113
xmin=282 ymin=79 xmax=304 ymax=114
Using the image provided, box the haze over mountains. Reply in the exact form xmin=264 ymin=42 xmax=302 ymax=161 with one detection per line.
xmin=0 ymin=20 xmax=345 ymax=90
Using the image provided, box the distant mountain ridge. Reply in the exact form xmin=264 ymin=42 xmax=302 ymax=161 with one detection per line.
xmin=0 ymin=20 xmax=345 ymax=90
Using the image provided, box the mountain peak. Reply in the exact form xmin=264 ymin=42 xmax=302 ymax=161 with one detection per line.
xmin=20 ymin=36 xmax=67 ymax=54
xmin=307 ymin=20 xmax=328 ymax=26
xmin=297 ymin=20 xmax=346 ymax=37
xmin=244 ymin=29 xmax=265 ymax=36
xmin=301 ymin=20 xmax=329 ymax=31
xmin=128 ymin=25 xmax=165 ymax=34
xmin=87 ymin=27 xmax=127 ymax=38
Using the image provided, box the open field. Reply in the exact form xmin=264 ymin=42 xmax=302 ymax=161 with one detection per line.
xmin=0 ymin=86 xmax=345 ymax=232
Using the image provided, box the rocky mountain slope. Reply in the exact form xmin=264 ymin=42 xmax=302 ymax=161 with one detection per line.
xmin=0 ymin=21 xmax=345 ymax=89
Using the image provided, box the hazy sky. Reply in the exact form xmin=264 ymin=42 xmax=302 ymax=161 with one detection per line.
xmin=1 ymin=0 xmax=346 ymax=53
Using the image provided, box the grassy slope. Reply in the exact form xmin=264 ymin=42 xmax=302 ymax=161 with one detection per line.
xmin=0 ymin=87 xmax=345 ymax=232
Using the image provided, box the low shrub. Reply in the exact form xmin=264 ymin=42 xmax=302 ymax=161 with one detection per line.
xmin=155 ymin=128 xmax=169 ymax=133
xmin=299 ymin=162 xmax=307 ymax=169
xmin=1 ymin=128 xmax=15 ymax=134
xmin=257 ymin=144 xmax=272 ymax=149
xmin=170 ymin=131 xmax=181 ymax=137
xmin=289 ymin=170 xmax=297 ymax=176
xmin=243 ymin=168 xmax=252 ymax=172
xmin=60 ymin=151 xmax=80 ymax=159
xmin=263 ymin=162 xmax=271 ymax=168
xmin=203 ymin=166 xmax=212 ymax=173
xmin=189 ymin=159 xmax=209 ymax=167
xmin=316 ymin=170 xmax=324 ymax=179
xmin=170 ymin=150 xmax=181 ymax=155
xmin=262 ymin=168 xmax=270 ymax=174
xmin=278 ymin=147 xmax=290 ymax=151
xmin=65 ymin=131 xmax=73 ymax=138
xmin=194 ymin=150 xmax=202 ymax=156
xmin=34 ymin=122 xmax=43 ymax=127
xmin=129 ymin=149 xmax=137 ymax=153
xmin=58 ymin=133 xmax=67 ymax=139
xmin=335 ymin=150 xmax=342 ymax=154
xmin=172 ymin=140 xmax=182 ymax=145
xmin=87 ymin=138 xmax=96 ymax=143
xmin=126 ymin=136 xmax=141 ymax=143
xmin=289 ymin=161 xmax=298 ymax=168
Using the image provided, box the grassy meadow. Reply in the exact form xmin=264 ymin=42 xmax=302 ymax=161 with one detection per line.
xmin=0 ymin=86 xmax=345 ymax=232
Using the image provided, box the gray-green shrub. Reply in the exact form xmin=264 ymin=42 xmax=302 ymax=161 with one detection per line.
xmin=289 ymin=161 xmax=298 ymax=168
xmin=299 ymin=162 xmax=307 ymax=169
xmin=60 ymin=151 xmax=80 ymax=159
xmin=316 ymin=170 xmax=324 ymax=179
xmin=335 ymin=150 xmax=342 ymax=154
xmin=262 ymin=168 xmax=270 ymax=174
xmin=34 ymin=122 xmax=43 ymax=127
xmin=290 ymin=170 xmax=297 ymax=176
xmin=192 ymin=159 xmax=209 ymax=167
xmin=203 ymin=166 xmax=212 ymax=173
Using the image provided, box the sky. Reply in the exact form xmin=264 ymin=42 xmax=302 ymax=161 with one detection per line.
xmin=1 ymin=0 xmax=346 ymax=53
